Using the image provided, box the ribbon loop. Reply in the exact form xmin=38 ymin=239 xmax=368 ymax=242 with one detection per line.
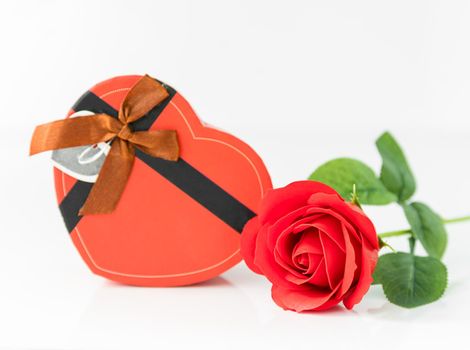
xmin=30 ymin=75 xmax=179 ymax=215
xmin=119 ymin=74 xmax=170 ymax=123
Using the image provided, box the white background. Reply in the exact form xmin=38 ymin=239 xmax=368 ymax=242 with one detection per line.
xmin=1 ymin=1 xmax=470 ymax=349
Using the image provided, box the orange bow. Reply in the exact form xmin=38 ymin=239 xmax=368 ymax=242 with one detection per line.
xmin=30 ymin=75 xmax=179 ymax=215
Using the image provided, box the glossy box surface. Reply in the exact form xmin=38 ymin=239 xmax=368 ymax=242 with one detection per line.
xmin=53 ymin=75 xmax=272 ymax=286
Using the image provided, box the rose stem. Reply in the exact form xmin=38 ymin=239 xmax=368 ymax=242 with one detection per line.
xmin=378 ymin=215 xmax=470 ymax=239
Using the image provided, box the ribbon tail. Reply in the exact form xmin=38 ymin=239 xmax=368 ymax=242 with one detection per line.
xmin=119 ymin=75 xmax=169 ymax=124
xmin=79 ymin=139 xmax=135 ymax=215
xmin=30 ymin=114 xmax=121 ymax=155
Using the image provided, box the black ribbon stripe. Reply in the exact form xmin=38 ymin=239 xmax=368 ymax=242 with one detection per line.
xmin=69 ymin=81 xmax=176 ymax=128
xmin=136 ymin=149 xmax=255 ymax=234
xmin=59 ymin=181 xmax=93 ymax=233
xmin=71 ymin=91 xmax=118 ymax=117
xmin=59 ymin=84 xmax=255 ymax=233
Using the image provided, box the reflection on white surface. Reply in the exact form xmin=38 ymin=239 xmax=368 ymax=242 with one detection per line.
xmin=1 ymin=245 xmax=470 ymax=349
xmin=75 ymin=276 xmax=257 ymax=345
xmin=3 ymin=126 xmax=470 ymax=350
xmin=3 ymin=126 xmax=470 ymax=349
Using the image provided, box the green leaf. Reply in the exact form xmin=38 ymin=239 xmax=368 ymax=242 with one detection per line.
xmin=403 ymin=202 xmax=448 ymax=259
xmin=308 ymin=158 xmax=397 ymax=205
xmin=371 ymin=277 xmax=381 ymax=285
xmin=373 ymin=252 xmax=447 ymax=308
xmin=376 ymin=132 xmax=416 ymax=202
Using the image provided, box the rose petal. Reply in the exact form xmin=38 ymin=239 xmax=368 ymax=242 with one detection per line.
xmin=306 ymin=253 xmax=323 ymax=274
xmin=272 ymin=284 xmax=340 ymax=312
xmin=308 ymin=193 xmax=379 ymax=250
xmin=295 ymin=253 xmax=309 ymax=268
xmin=338 ymin=222 xmax=357 ymax=297
xmin=274 ymin=248 xmax=306 ymax=280
xmin=285 ymin=272 xmax=308 ymax=285
xmin=266 ymin=206 xmax=310 ymax=252
xmin=343 ymin=238 xmax=378 ymax=309
xmin=290 ymin=214 xmax=326 ymax=233
xmin=319 ymin=232 xmax=345 ymax=289
xmin=275 ymin=213 xmax=324 ymax=263
xmin=282 ymin=231 xmax=324 ymax=284
xmin=257 ymin=206 xmax=325 ymax=288
xmin=274 ymin=226 xmax=303 ymax=266
xmin=349 ymin=229 xmax=363 ymax=282
xmin=306 ymin=207 xmax=362 ymax=243
xmin=259 ymin=181 xmax=340 ymax=226
xmin=254 ymin=223 xmax=299 ymax=289
xmin=305 ymin=258 xmax=329 ymax=287
xmin=292 ymin=230 xmax=323 ymax=256
xmin=240 ymin=216 xmax=263 ymax=274
xmin=308 ymin=215 xmax=346 ymax=252
xmin=285 ymin=254 xmax=323 ymax=285
xmin=309 ymin=298 xmax=343 ymax=311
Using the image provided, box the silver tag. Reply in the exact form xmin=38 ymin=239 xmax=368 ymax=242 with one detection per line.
xmin=51 ymin=110 xmax=111 ymax=183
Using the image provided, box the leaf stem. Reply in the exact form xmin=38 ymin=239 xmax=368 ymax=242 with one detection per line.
xmin=409 ymin=237 xmax=416 ymax=255
xmin=378 ymin=215 xmax=470 ymax=239
xmin=442 ymin=215 xmax=470 ymax=224
xmin=379 ymin=228 xmax=412 ymax=238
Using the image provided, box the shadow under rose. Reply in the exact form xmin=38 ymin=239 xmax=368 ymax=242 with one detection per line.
xmin=300 ymin=305 xmax=357 ymax=316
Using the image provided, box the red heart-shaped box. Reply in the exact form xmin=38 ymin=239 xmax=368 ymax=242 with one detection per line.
xmin=53 ymin=75 xmax=272 ymax=286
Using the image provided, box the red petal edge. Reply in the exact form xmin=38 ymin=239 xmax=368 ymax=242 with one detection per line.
xmin=259 ymin=181 xmax=340 ymax=226
xmin=240 ymin=217 xmax=263 ymax=275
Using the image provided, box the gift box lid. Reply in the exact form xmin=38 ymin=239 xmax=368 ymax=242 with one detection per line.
xmin=51 ymin=75 xmax=272 ymax=286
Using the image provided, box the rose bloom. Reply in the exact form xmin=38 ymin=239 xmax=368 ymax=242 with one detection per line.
xmin=241 ymin=181 xmax=379 ymax=312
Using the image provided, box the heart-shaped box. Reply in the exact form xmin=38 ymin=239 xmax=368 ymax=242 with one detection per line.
xmin=53 ymin=75 xmax=272 ymax=286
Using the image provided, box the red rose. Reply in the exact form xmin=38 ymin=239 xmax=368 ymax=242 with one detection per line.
xmin=241 ymin=181 xmax=379 ymax=312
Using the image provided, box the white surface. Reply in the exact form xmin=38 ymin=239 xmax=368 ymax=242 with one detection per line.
xmin=1 ymin=1 xmax=470 ymax=349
